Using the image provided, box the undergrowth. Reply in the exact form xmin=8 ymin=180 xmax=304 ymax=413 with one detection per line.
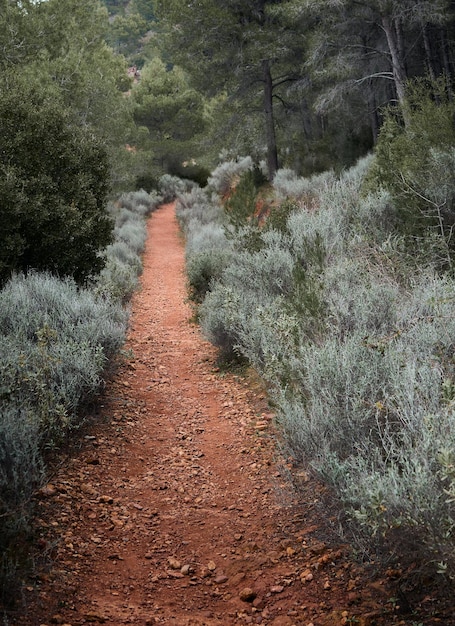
xmin=177 ymin=153 xmax=455 ymax=590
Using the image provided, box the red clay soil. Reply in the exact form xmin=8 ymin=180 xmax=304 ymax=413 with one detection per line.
xmin=9 ymin=204 xmax=449 ymax=625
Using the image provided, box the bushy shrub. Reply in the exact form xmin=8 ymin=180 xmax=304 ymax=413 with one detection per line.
xmin=206 ymin=156 xmax=254 ymax=196
xmin=273 ymin=167 xmax=336 ymax=203
xmin=116 ymin=189 xmax=160 ymax=213
xmin=175 ymin=187 xmax=233 ymax=304
xmin=277 ymin=273 xmax=455 ymax=574
xmin=0 ymin=272 xmax=128 ymax=416
xmin=176 ymin=188 xmax=225 ymax=233
xmin=276 ymin=220 xmax=455 ymax=577
xmin=158 ymin=174 xmax=196 ymax=203
xmin=95 ymin=189 xmax=161 ymax=301
xmin=366 ymin=80 xmax=455 ymax=269
xmin=0 ymin=79 xmax=113 ymax=287
xmin=114 ymin=220 xmax=147 ymax=256
xmin=186 ymin=249 xmax=230 ymax=304
xmin=0 ymin=270 xmax=128 ymax=593
xmin=224 ymin=169 xmax=262 ymax=231
xmin=199 ymin=284 xmax=243 ymax=359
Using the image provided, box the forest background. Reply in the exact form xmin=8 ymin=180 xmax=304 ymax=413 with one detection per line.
xmin=4 ymin=0 xmax=455 ymax=618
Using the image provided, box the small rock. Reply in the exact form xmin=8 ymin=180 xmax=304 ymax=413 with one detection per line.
xmin=300 ymin=569 xmax=313 ymax=582
xmin=270 ymin=617 xmax=293 ymax=626
xmin=214 ymin=574 xmax=228 ymax=584
xmin=270 ymin=585 xmax=284 ymax=594
xmin=39 ymin=484 xmax=57 ymax=498
xmin=230 ymin=572 xmax=246 ymax=585
xmin=207 ymin=560 xmax=216 ymax=571
xmin=323 ymin=579 xmax=331 ymax=590
xmin=239 ymin=587 xmax=257 ymax=602
xmin=180 ymin=564 xmax=191 ymax=575
xmin=253 ymin=597 xmax=265 ymax=610
xmin=168 ymin=557 xmax=181 ymax=570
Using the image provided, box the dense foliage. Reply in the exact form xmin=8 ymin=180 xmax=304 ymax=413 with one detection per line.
xmin=0 ymin=80 xmax=112 ymax=285
xmin=155 ymin=0 xmax=455 ymax=176
xmin=0 ymin=0 xmax=139 ymax=286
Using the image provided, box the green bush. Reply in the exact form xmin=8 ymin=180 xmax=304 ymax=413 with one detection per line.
xmin=225 ymin=169 xmax=260 ymax=231
xmin=366 ymin=80 xmax=455 ymax=269
xmin=0 ymin=80 xmax=113 ymax=286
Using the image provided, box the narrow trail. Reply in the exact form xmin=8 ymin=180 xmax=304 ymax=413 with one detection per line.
xmin=16 ymin=204 xmax=394 ymax=626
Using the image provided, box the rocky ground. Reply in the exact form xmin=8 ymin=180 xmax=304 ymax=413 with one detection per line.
xmin=9 ymin=203 xmax=452 ymax=625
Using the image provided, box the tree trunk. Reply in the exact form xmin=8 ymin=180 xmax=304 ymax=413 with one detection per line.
xmin=367 ymin=89 xmax=380 ymax=143
xmin=423 ymin=24 xmax=437 ymax=82
xmin=262 ymin=58 xmax=279 ymax=180
xmin=440 ymin=26 xmax=453 ymax=98
xmin=382 ymin=14 xmax=409 ymax=123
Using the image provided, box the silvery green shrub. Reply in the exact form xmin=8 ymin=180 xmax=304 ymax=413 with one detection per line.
xmin=199 ymin=284 xmax=243 ymax=358
xmin=273 ymin=167 xmax=336 ymax=202
xmin=186 ymin=249 xmax=232 ymax=304
xmin=273 ymin=267 xmax=455 ymax=575
xmin=95 ymin=190 xmax=161 ymax=301
xmin=175 ymin=188 xmax=233 ymax=303
xmin=114 ymin=220 xmax=147 ymax=256
xmin=158 ymin=174 xmax=196 ymax=202
xmin=191 ymin=155 xmax=455 ymax=579
xmin=206 ymin=156 xmax=254 ymax=196
xmin=176 ymin=188 xmax=225 ymax=232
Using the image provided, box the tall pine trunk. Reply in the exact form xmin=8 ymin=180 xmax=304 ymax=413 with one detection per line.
xmin=382 ymin=15 xmax=409 ymax=124
xmin=263 ymin=59 xmax=278 ymax=180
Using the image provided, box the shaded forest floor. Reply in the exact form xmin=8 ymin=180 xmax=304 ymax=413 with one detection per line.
xmin=9 ymin=204 xmax=451 ymax=625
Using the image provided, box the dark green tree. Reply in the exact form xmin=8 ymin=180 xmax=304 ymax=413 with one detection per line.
xmin=131 ymin=57 xmax=208 ymax=177
xmin=0 ymin=78 xmax=113 ymax=285
xmin=106 ymin=12 xmax=149 ymax=56
xmin=130 ymin=0 xmax=156 ymax=22
xmin=367 ymin=79 xmax=455 ymax=269
xmin=292 ymin=0 xmax=454 ymax=129
xmin=156 ymin=0 xmax=306 ymax=179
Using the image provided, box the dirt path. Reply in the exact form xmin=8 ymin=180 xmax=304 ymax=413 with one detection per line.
xmin=15 ymin=204 xmax=400 ymax=625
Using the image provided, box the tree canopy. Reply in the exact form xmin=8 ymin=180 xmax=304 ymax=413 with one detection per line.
xmin=131 ymin=58 xmax=208 ymax=177
xmin=0 ymin=0 xmax=134 ymax=285
xmin=0 ymin=77 xmax=113 ymax=285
